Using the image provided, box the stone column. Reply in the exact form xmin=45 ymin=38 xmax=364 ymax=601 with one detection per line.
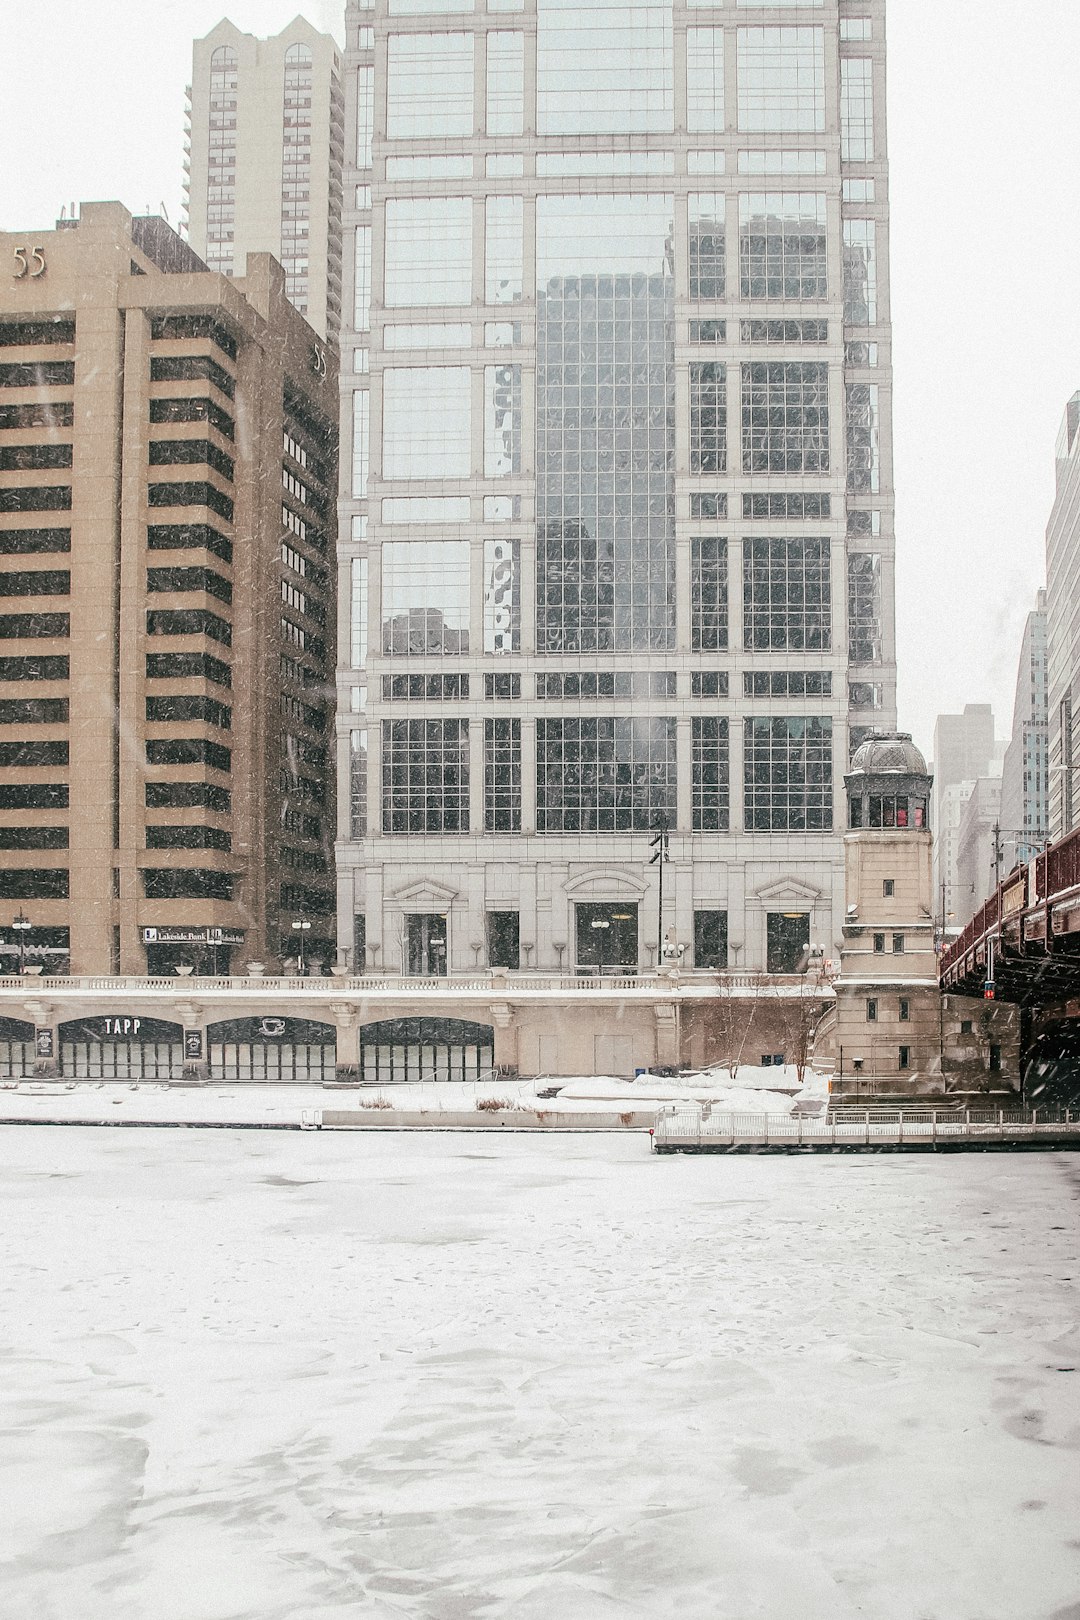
xmin=174 ymin=1001 xmax=209 ymax=1085
xmin=490 ymin=998 xmax=519 ymax=1075
xmin=654 ymin=1001 xmax=679 ymax=1068
xmin=329 ymin=1000 xmax=361 ymax=1085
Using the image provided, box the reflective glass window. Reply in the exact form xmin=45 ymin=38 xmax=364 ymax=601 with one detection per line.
xmin=354 ymin=225 xmax=371 ymax=331
xmin=538 ymin=152 xmax=675 ymax=176
xmin=848 ymin=554 xmax=880 ymax=660
xmin=384 ymin=323 xmax=473 ymax=349
xmin=536 ymin=194 xmax=676 ymax=653
xmin=485 ymin=321 xmax=522 ymax=347
xmin=352 ymin=390 xmax=369 ymax=497
xmin=537 ymin=0 xmax=674 ymax=135
xmin=689 ymin=362 xmax=727 ymax=474
xmin=743 ymin=491 xmax=830 ymax=520
xmin=745 ymin=670 xmax=831 ymax=697
xmin=486 ymin=32 xmax=524 ymax=136
xmin=390 ymin=0 xmax=473 ymax=10
xmin=691 ymin=535 xmax=728 ymax=651
xmin=688 ymin=195 xmax=726 ymax=301
xmin=535 ymin=718 xmax=677 ymax=832
xmin=487 ymin=154 xmax=524 ymax=177
xmin=485 ymin=719 xmax=521 ymax=831
xmin=845 ymin=340 xmax=878 ymax=368
xmin=381 ymin=541 xmax=471 ymax=654
xmin=386 ymin=35 xmax=474 ymax=140
xmin=739 ymin=193 xmax=827 ymax=299
xmin=382 ymin=368 xmax=472 ymax=478
xmin=349 ymin=729 xmax=368 ymax=837
xmin=385 ymin=199 xmax=473 ymax=306
xmin=693 ymin=718 xmax=729 ymax=831
xmin=741 ymin=361 xmax=830 ymax=474
xmin=484 ymin=364 xmax=522 ymax=477
xmin=843 ymin=219 xmax=877 ymax=325
xmin=382 ymin=496 xmax=472 ymax=522
xmin=846 ymin=383 xmax=880 ymax=493
xmin=687 ymin=29 xmax=724 ymax=133
xmin=385 ymin=155 xmax=473 ymax=179
xmin=350 ymin=557 xmax=368 ymax=668
xmin=382 ymin=719 xmax=470 ymax=834
xmin=485 ymin=196 xmax=523 ymax=304
xmin=686 ymin=152 xmax=726 ymax=175
xmin=484 ymin=495 xmax=522 ymax=521
xmin=843 ymin=178 xmax=875 ymax=203
xmin=739 ymin=150 xmax=826 ymax=174
xmin=744 ymin=716 xmax=833 ymax=832
xmin=743 ymin=537 xmax=831 ymax=650
xmin=841 ymin=59 xmax=875 ymax=162
xmin=740 ymin=317 xmax=828 ymax=343
xmin=840 ymin=19 xmax=872 ymax=40
xmin=356 ymin=66 xmax=374 ymax=167
xmin=490 ymin=0 xmax=524 ymax=12
xmin=484 ymin=537 xmax=520 ymax=652
xmin=737 ymin=28 xmax=825 ymax=133
xmin=737 ymin=0 xmax=823 ymax=6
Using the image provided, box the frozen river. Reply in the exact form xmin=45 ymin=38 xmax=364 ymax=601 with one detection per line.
xmin=0 ymin=1131 xmax=1077 ymax=1620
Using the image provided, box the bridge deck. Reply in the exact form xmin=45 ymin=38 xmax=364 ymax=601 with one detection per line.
xmin=651 ymin=1107 xmax=1080 ymax=1154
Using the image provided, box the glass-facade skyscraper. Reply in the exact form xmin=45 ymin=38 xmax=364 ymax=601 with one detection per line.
xmin=336 ymin=0 xmax=896 ymax=977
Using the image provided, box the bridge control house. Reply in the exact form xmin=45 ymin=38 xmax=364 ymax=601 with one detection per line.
xmin=0 ymin=204 xmax=338 ymax=976
xmin=830 ymin=733 xmax=1018 ymax=1097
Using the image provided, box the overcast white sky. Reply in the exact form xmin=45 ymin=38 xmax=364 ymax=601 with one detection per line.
xmin=2 ymin=1 xmax=1078 ymax=761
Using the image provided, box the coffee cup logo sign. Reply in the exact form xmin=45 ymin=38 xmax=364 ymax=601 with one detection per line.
xmin=258 ymin=1018 xmax=287 ymax=1038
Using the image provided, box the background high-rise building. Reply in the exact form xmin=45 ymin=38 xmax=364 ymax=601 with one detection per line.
xmin=184 ymin=18 xmax=345 ymax=340
xmin=999 ymin=589 xmax=1048 ymax=874
xmin=1046 ymin=391 xmax=1080 ymax=840
xmin=336 ymin=0 xmax=897 ymax=993
xmin=931 ymin=702 xmax=998 ymax=928
xmin=0 ymin=204 xmax=337 ymax=977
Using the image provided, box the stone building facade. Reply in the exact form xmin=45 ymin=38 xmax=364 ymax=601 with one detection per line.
xmin=0 ymin=204 xmax=337 ymax=976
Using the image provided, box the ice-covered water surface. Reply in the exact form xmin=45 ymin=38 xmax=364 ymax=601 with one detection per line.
xmin=0 ymin=1133 xmax=1077 ymax=1620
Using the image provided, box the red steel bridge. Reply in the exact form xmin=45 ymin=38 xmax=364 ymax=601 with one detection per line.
xmin=940 ymin=823 xmax=1080 ymax=1102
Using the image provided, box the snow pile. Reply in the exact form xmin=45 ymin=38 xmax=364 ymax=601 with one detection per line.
xmin=549 ymin=1074 xmax=797 ymax=1115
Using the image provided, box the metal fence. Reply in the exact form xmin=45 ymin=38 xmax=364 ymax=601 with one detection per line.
xmin=652 ymin=1105 xmax=1080 ymax=1150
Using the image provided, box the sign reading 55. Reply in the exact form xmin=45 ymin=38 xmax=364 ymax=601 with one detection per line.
xmin=13 ymin=247 xmax=46 ymax=279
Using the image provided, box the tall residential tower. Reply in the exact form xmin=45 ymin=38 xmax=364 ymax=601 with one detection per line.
xmin=336 ymin=0 xmax=896 ymax=989
xmin=184 ymin=18 xmax=345 ymax=340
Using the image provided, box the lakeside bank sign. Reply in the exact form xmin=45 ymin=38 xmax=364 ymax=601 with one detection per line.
xmin=142 ymin=927 xmax=245 ymax=945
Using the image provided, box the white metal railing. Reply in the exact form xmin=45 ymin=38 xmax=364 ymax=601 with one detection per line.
xmin=0 ymin=971 xmax=829 ymax=999
xmin=651 ymin=1105 xmax=1080 ymax=1150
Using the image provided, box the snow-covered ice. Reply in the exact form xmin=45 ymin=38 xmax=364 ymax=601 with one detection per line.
xmin=0 ymin=1130 xmax=1078 ymax=1619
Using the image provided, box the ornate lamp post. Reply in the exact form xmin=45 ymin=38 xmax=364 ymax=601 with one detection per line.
xmin=291 ymin=918 xmax=311 ymax=976
xmin=12 ymin=910 xmax=31 ymax=974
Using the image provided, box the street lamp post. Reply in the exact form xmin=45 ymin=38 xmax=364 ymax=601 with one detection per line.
xmin=12 ymin=910 xmax=31 ymax=974
xmin=291 ymin=918 xmax=312 ymax=976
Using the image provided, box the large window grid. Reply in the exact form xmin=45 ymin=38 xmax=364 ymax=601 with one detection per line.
xmin=485 ymin=718 xmax=521 ymax=831
xmin=485 ymin=196 xmax=523 ymax=304
xmin=381 ymin=718 xmax=469 ymax=834
xmin=381 ymin=541 xmax=470 ymax=656
xmin=536 ymin=717 xmax=677 ymax=833
xmin=386 ymin=35 xmax=474 ymax=139
xmin=744 ymin=716 xmax=833 ymax=831
xmin=743 ymin=537 xmax=830 ymax=651
xmin=486 ymin=32 xmax=524 ymax=135
xmin=848 ymin=552 xmax=882 ymax=664
xmin=739 ymin=194 xmax=827 ymax=299
xmin=687 ymin=30 xmax=724 ymax=132
xmin=382 ymin=368 xmax=471 ymax=480
xmin=840 ymin=59 xmax=875 ymax=162
xmin=692 ymin=717 xmax=730 ymax=831
xmin=206 ymin=46 xmax=238 ymax=275
xmin=741 ymin=361 xmax=830 ymax=474
xmin=843 ymin=220 xmax=877 ymax=326
xmin=535 ymin=195 xmax=676 ymax=654
xmin=688 ymin=195 xmax=726 ymax=301
xmin=689 ymin=362 xmax=727 ymax=474
xmin=385 ymin=199 xmax=472 ymax=306
xmin=737 ymin=28 xmax=825 ymax=133
xmin=691 ymin=536 xmax=728 ymax=651
xmin=537 ymin=1 xmax=673 ymax=135
xmin=846 ymin=383 xmax=880 ymax=493
xmin=484 ymin=364 xmax=521 ymax=478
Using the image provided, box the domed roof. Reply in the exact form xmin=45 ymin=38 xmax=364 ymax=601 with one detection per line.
xmin=849 ymin=731 xmax=929 ymax=776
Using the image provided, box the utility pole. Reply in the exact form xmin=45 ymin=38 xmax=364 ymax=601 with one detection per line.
xmin=649 ymin=814 xmax=670 ymax=967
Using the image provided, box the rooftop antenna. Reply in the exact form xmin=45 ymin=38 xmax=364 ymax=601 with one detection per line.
xmin=59 ymin=205 xmax=67 ymax=220
xmin=160 ymin=201 xmax=170 ymax=224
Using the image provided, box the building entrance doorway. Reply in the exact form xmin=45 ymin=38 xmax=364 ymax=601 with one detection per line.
xmin=406 ymin=913 xmax=448 ymax=976
xmin=575 ymin=902 xmax=639 ymax=975
xmin=766 ymin=912 xmax=810 ymax=973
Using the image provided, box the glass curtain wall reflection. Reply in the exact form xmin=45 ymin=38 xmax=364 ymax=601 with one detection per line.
xmin=536 ymin=195 xmax=676 ymax=653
